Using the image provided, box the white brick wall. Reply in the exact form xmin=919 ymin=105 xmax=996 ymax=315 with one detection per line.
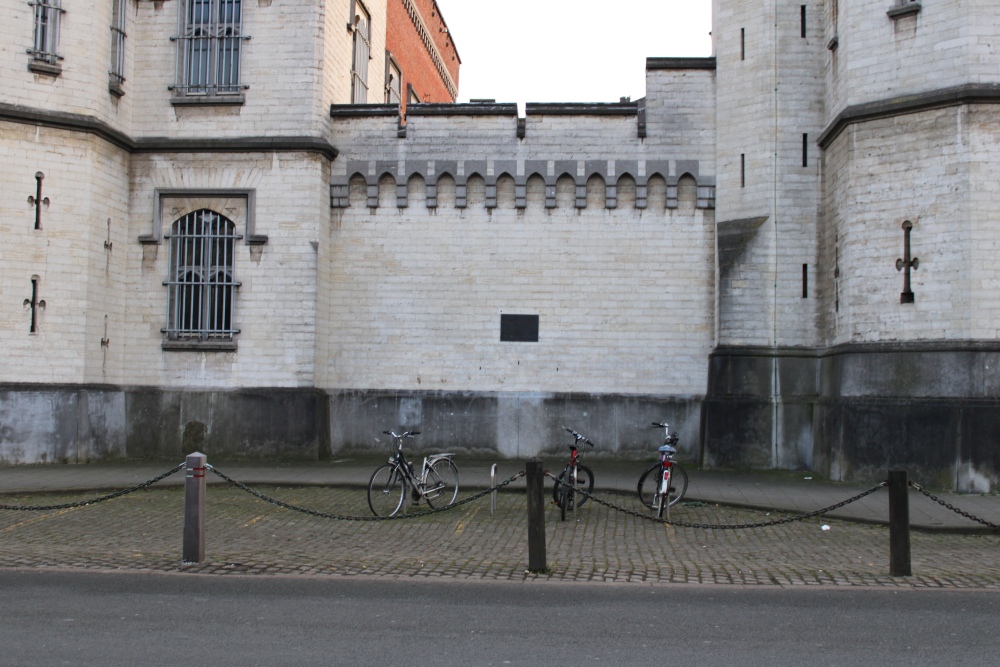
xmin=827 ymin=0 xmax=1000 ymax=123
xmin=125 ymin=152 xmax=329 ymax=388
xmin=0 ymin=123 xmax=129 ymax=384
xmin=713 ymin=0 xmax=825 ymax=348
xmin=324 ymin=107 xmax=716 ymax=396
xmin=820 ymin=106 xmax=1000 ymax=345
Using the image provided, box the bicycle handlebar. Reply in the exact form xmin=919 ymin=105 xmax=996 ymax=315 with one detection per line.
xmin=563 ymin=426 xmax=595 ymax=447
xmin=382 ymin=430 xmax=420 ymax=438
xmin=652 ymin=422 xmax=679 ymax=445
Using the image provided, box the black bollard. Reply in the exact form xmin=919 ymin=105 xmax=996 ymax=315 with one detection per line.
xmin=183 ymin=452 xmax=207 ymax=563
xmin=525 ymin=458 xmax=546 ymax=573
xmin=888 ymin=469 xmax=911 ymax=577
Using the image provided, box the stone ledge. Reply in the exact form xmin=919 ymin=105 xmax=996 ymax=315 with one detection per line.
xmin=887 ymin=2 xmax=921 ymax=19
xmin=170 ymin=93 xmax=246 ymax=106
xmin=0 ymin=102 xmax=338 ymax=159
xmin=819 ymin=83 xmax=1000 ymax=148
xmin=161 ymin=340 xmax=238 ymax=352
xmin=646 ymin=57 xmax=716 ymax=71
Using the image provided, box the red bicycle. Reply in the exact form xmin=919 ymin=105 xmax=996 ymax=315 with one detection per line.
xmin=552 ymin=427 xmax=595 ymax=521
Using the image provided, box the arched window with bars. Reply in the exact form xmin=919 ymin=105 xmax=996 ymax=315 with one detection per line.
xmin=163 ymin=209 xmax=241 ymax=342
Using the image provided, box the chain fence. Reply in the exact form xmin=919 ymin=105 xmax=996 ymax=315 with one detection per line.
xmin=546 ymin=470 xmax=888 ymax=530
xmin=3 ymin=463 xmax=998 ymax=533
xmin=908 ymin=481 xmax=1000 ymax=531
xmin=207 ymin=465 xmax=525 ymax=521
xmin=0 ymin=463 xmax=187 ymax=511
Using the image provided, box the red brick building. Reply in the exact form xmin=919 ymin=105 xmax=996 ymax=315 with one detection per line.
xmin=385 ymin=0 xmax=461 ymax=111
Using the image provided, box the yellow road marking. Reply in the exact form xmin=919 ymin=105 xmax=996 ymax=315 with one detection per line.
xmin=454 ymin=505 xmax=481 ymax=535
xmin=1 ymin=507 xmax=80 ymax=533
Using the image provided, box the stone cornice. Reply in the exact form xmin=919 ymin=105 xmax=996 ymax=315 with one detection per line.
xmin=646 ymin=57 xmax=716 ymax=71
xmin=818 ymin=83 xmax=1000 ymax=148
xmin=711 ymin=340 xmax=1000 ymax=359
xmin=0 ymin=101 xmax=134 ymax=151
xmin=330 ymin=103 xmax=400 ymax=117
xmin=133 ymin=136 xmax=338 ymax=159
xmin=0 ymin=102 xmax=338 ymax=159
xmin=524 ymin=102 xmax=638 ymax=116
xmin=406 ymin=102 xmax=517 ymax=117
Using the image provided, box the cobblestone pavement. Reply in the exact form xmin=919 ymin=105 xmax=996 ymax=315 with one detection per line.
xmin=2 ymin=482 xmax=999 ymax=589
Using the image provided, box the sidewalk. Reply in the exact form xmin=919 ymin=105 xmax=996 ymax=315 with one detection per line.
xmin=2 ymin=456 xmax=998 ymax=532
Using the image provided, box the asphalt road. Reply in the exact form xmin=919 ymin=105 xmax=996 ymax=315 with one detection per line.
xmin=2 ymin=570 xmax=998 ymax=666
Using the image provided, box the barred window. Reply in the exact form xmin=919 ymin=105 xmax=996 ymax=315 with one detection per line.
xmin=172 ymin=0 xmax=247 ymax=99
xmin=109 ymin=0 xmax=127 ymax=96
xmin=350 ymin=1 xmax=370 ymax=103
xmin=28 ymin=0 xmax=63 ymax=71
xmin=163 ymin=210 xmax=241 ymax=343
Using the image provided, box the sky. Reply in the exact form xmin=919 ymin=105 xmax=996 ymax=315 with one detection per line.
xmin=432 ymin=0 xmax=713 ymax=106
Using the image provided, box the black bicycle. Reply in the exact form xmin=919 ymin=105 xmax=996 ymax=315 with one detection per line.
xmin=551 ymin=427 xmax=596 ymax=521
xmin=636 ymin=422 xmax=689 ymax=518
xmin=367 ymin=430 xmax=459 ymax=516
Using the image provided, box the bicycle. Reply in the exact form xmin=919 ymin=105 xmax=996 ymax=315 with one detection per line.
xmin=551 ymin=427 xmax=596 ymax=521
xmin=366 ymin=431 xmax=460 ymax=517
xmin=636 ymin=422 xmax=689 ymax=519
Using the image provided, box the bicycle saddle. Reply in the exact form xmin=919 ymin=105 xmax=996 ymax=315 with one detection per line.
xmin=658 ymin=444 xmax=677 ymax=455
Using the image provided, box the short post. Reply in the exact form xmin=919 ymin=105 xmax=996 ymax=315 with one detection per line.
xmin=490 ymin=463 xmax=498 ymax=516
xmin=183 ymin=452 xmax=207 ymax=563
xmin=888 ymin=468 xmax=911 ymax=577
xmin=525 ymin=458 xmax=546 ymax=573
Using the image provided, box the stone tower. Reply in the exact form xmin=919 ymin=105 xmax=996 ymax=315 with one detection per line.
xmin=707 ymin=0 xmax=1000 ymax=491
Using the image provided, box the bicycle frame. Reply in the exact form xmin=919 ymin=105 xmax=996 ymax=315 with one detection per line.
xmin=555 ymin=427 xmax=595 ymax=521
xmin=653 ymin=422 xmax=678 ymax=519
xmin=384 ymin=431 xmax=454 ymax=510
xmin=657 ymin=452 xmax=674 ymax=520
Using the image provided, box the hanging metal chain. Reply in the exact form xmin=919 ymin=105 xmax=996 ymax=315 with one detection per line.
xmin=908 ymin=481 xmax=1000 ymax=531
xmin=546 ymin=471 xmax=888 ymax=529
xmin=207 ymin=465 xmax=525 ymax=521
xmin=0 ymin=463 xmax=187 ymax=511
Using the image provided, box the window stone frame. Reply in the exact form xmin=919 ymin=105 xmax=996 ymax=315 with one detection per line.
xmin=27 ymin=0 xmax=64 ymax=76
xmin=141 ymin=189 xmax=265 ymax=352
xmin=170 ymin=0 xmax=250 ymax=106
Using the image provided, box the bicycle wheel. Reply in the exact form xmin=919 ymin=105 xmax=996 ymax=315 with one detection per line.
xmin=656 ymin=484 xmax=667 ymax=519
xmin=560 ymin=482 xmax=569 ymax=521
xmin=423 ymin=458 xmax=459 ymax=509
xmin=637 ymin=463 xmax=689 ymax=509
xmin=636 ymin=463 xmax=660 ymax=509
xmin=554 ymin=465 xmax=594 ymax=511
xmin=367 ymin=464 xmax=405 ymax=517
xmin=573 ymin=465 xmax=594 ymax=509
xmin=667 ymin=463 xmax=688 ymax=506
xmin=552 ymin=467 xmax=570 ymax=505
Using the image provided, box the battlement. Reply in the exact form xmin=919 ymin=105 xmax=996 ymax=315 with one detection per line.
xmin=330 ymin=157 xmax=715 ymax=211
xmin=329 ymin=93 xmax=716 ymax=211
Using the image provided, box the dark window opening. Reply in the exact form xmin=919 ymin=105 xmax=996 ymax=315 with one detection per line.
xmin=801 ymin=5 xmax=807 ymax=38
xmin=500 ymin=314 xmax=539 ymax=342
xmin=802 ymin=133 xmax=809 ymax=167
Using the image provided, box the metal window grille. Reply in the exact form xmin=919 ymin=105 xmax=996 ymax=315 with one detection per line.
xmin=173 ymin=0 xmax=246 ymax=96
xmin=110 ymin=0 xmax=127 ymax=88
xmin=28 ymin=0 xmax=63 ymax=65
xmin=163 ymin=210 xmax=242 ymax=341
xmin=350 ymin=4 xmax=370 ymax=104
